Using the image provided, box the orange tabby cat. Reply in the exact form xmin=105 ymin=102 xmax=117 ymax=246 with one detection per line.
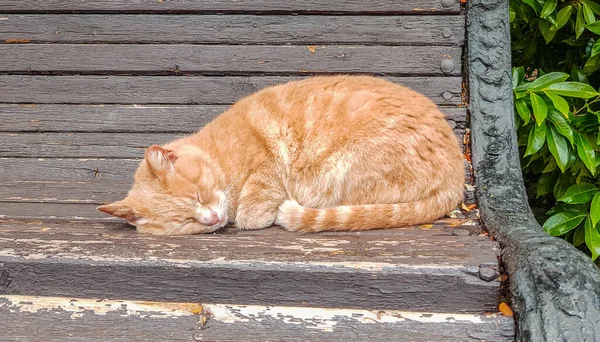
xmin=98 ymin=75 xmax=464 ymax=235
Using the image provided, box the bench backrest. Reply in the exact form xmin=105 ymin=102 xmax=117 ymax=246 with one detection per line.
xmin=0 ymin=0 xmax=470 ymax=221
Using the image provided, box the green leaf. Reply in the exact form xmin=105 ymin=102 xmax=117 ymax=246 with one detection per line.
xmin=512 ymin=67 xmax=525 ymax=89
xmin=583 ymin=0 xmax=600 ymax=15
xmin=515 ymin=98 xmax=532 ymax=125
xmin=530 ymin=92 xmax=548 ymax=125
xmin=558 ymin=182 xmax=599 ymax=204
xmin=544 ymin=91 xmax=570 ymax=116
xmin=572 ymin=67 xmax=590 ymax=84
xmin=554 ymin=173 xmax=572 ymax=199
xmin=585 ymin=217 xmax=600 ymax=260
xmin=577 ymin=5 xmax=586 ymax=38
xmin=523 ymin=0 xmax=542 ymax=13
xmin=544 ymin=82 xmax=600 ymax=98
xmin=573 ymin=225 xmax=586 ymax=247
xmin=543 ymin=211 xmax=587 ymax=236
xmin=548 ymin=109 xmax=574 ymax=145
xmin=537 ymin=171 xmax=557 ymax=197
xmin=557 ymin=5 xmax=573 ymax=29
xmin=592 ymin=40 xmax=600 ymax=57
xmin=543 ymin=157 xmax=557 ymax=173
xmin=528 ymin=72 xmax=570 ymax=90
xmin=547 ymin=125 xmax=571 ymax=172
xmin=586 ymin=20 xmax=600 ymax=34
xmin=590 ymin=192 xmax=600 ymax=226
xmin=526 ymin=122 xmax=546 ymax=156
xmin=584 ymin=54 xmax=600 ymax=75
xmin=546 ymin=203 xmax=588 ymax=216
xmin=575 ymin=133 xmax=597 ymax=175
xmin=583 ymin=3 xmax=596 ymax=24
xmin=541 ymin=0 xmax=557 ymax=18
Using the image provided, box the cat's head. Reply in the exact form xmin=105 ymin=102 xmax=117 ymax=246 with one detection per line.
xmin=97 ymin=145 xmax=229 ymax=235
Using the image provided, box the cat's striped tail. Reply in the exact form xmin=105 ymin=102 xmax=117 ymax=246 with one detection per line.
xmin=274 ymin=192 xmax=462 ymax=233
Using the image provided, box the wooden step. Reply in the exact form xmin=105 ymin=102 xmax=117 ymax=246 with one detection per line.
xmin=0 ymin=216 xmax=501 ymax=313
xmin=0 ymin=295 xmax=514 ymax=342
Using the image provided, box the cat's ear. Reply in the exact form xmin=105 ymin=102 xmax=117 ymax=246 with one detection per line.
xmin=145 ymin=144 xmax=177 ymax=178
xmin=97 ymin=200 xmax=141 ymax=223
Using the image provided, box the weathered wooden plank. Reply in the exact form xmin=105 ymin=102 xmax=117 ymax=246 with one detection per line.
xmin=0 ymin=219 xmax=499 ymax=312
xmin=0 ymin=157 xmax=473 ymax=205
xmin=0 ymin=129 xmax=466 ymax=158
xmin=0 ymin=133 xmax=180 ymax=158
xmin=0 ymin=158 xmax=136 ymax=204
xmin=1 ymin=45 xmax=462 ymax=76
xmin=0 ymin=76 xmax=464 ymax=105
xmin=0 ymin=104 xmax=467 ymax=132
xmin=0 ymin=1 xmax=461 ymax=14
xmin=0 ymin=219 xmax=492 ymax=266
xmin=0 ymin=14 xmax=466 ymax=46
xmin=0 ymin=296 xmax=515 ymax=342
xmin=0 ymin=203 xmax=116 ymax=221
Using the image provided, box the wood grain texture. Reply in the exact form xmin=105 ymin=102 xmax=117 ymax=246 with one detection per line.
xmin=1 ymin=44 xmax=462 ymax=76
xmin=0 ymin=128 xmax=466 ymax=158
xmin=0 ymin=156 xmax=472 ymax=206
xmin=1 ymin=0 xmax=461 ymax=14
xmin=0 ymin=14 xmax=466 ymax=46
xmin=0 ymin=296 xmax=515 ymax=342
xmin=0 ymin=76 xmax=464 ymax=105
xmin=0 ymin=104 xmax=467 ymax=132
xmin=0 ymin=219 xmax=499 ymax=313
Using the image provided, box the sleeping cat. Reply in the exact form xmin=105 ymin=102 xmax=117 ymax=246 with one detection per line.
xmin=98 ymin=75 xmax=464 ymax=235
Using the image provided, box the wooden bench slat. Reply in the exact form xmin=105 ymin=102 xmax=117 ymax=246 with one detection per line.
xmin=0 ymin=220 xmax=492 ymax=266
xmin=0 ymin=104 xmax=467 ymax=133
xmin=0 ymin=14 xmax=465 ymax=46
xmin=0 ymin=158 xmax=472 ymax=207
xmin=0 ymin=129 xmax=467 ymax=158
xmin=0 ymin=76 xmax=463 ymax=105
xmin=1 ymin=1 xmax=461 ymax=14
xmin=2 ymin=45 xmax=462 ymax=76
xmin=0 ymin=296 xmax=514 ymax=342
xmin=0 ymin=219 xmax=497 ymax=313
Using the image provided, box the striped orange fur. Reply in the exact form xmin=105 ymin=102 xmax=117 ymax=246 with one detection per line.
xmin=98 ymin=75 xmax=464 ymax=235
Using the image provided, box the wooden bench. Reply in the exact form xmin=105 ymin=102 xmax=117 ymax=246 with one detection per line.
xmin=0 ymin=1 xmax=599 ymax=341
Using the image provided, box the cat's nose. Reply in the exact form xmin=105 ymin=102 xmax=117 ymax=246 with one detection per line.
xmin=198 ymin=210 xmax=219 ymax=226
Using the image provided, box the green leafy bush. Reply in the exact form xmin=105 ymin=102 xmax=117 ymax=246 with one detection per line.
xmin=510 ymin=0 xmax=600 ymax=261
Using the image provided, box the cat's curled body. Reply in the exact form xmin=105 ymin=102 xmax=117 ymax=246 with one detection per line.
xmin=98 ymin=76 xmax=465 ymax=235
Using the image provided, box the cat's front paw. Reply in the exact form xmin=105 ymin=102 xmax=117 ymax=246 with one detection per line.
xmin=235 ymin=204 xmax=278 ymax=230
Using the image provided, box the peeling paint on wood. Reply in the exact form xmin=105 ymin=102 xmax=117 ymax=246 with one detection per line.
xmin=0 ymin=295 xmax=514 ymax=341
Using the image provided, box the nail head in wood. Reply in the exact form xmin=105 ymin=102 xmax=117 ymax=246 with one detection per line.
xmin=441 ymin=0 xmax=456 ymax=8
xmin=440 ymin=59 xmax=454 ymax=74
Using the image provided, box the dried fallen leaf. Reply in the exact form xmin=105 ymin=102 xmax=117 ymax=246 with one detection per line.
xmin=419 ymin=224 xmax=433 ymax=229
xmin=307 ymin=46 xmax=317 ymax=53
xmin=467 ymin=203 xmax=478 ymax=210
xmin=376 ymin=310 xmax=385 ymax=320
xmin=499 ymin=302 xmax=513 ymax=317
xmin=329 ymin=250 xmax=344 ymax=255
xmin=461 ymin=202 xmax=470 ymax=212
xmin=501 ymin=274 xmax=509 ymax=282
xmin=6 ymin=38 xmax=30 ymax=43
